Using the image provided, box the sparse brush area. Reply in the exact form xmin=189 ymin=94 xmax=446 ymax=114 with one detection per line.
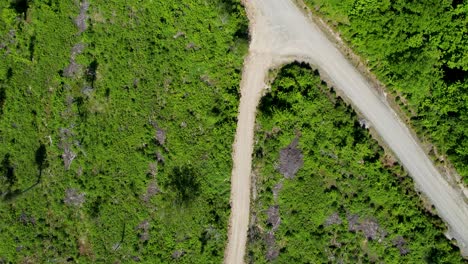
xmin=0 ymin=0 xmax=247 ymax=262
xmin=247 ymin=64 xmax=464 ymax=263
xmin=303 ymin=0 xmax=468 ymax=184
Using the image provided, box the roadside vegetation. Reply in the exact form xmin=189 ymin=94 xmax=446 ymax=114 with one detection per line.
xmin=0 ymin=0 xmax=247 ymax=262
xmin=247 ymin=64 xmax=464 ymax=263
xmin=303 ymin=0 xmax=468 ymax=184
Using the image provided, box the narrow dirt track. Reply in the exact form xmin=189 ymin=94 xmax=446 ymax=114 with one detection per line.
xmin=224 ymin=0 xmax=468 ymax=263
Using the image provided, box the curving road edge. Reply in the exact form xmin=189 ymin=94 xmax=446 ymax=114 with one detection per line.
xmin=224 ymin=0 xmax=468 ymax=263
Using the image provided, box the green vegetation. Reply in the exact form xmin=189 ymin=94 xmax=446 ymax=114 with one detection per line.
xmin=247 ymin=64 xmax=464 ymax=263
xmin=303 ymin=0 xmax=468 ymax=183
xmin=0 ymin=0 xmax=247 ymax=262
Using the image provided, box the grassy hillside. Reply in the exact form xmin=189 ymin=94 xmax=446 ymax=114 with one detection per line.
xmin=0 ymin=0 xmax=247 ymax=262
xmin=303 ymin=0 xmax=468 ymax=183
xmin=247 ymin=64 xmax=464 ymax=263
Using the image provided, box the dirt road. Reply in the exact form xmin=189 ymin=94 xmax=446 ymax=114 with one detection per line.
xmin=224 ymin=0 xmax=468 ymax=263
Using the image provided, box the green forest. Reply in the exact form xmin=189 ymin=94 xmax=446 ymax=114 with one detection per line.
xmin=1 ymin=0 xmax=467 ymax=262
xmin=304 ymin=0 xmax=468 ymax=183
xmin=247 ymin=64 xmax=464 ymax=263
xmin=0 ymin=0 xmax=247 ymax=262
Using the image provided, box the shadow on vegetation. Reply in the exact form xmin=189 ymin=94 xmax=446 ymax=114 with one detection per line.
xmin=167 ymin=165 xmax=201 ymax=204
xmin=1 ymin=144 xmax=47 ymax=202
xmin=258 ymin=63 xmax=314 ymax=116
xmin=1 ymin=154 xmax=16 ymax=186
xmin=451 ymin=0 xmax=464 ymax=8
xmin=10 ymin=0 xmax=29 ymax=14
xmin=1 ymin=153 xmax=19 ymax=201
xmin=113 ymin=222 xmax=126 ymax=251
xmin=75 ymin=96 xmax=88 ymax=119
xmin=86 ymin=59 xmax=98 ymax=88
xmin=218 ymin=0 xmax=250 ymax=41
xmin=425 ymin=236 xmax=462 ymax=263
xmin=28 ymin=35 xmax=36 ymax=61
xmin=220 ymin=0 xmax=244 ymax=13
xmin=234 ymin=22 xmax=249 ymax=41
xmin=442 ymin=64 xmax=467 ymax=84
xmin=35 ymin=143 xmax=47 ymax=172
xmin=0 ymin=86 xmax=5 ymax=116
xmin=6 ymin=68 xmax=13 ymax=79
xmin=259 ymin=97 xmax=290 ymax=116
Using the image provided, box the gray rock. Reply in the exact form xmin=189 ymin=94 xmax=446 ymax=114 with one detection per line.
xmin=278 ymin=137 xmax=303 ymax=179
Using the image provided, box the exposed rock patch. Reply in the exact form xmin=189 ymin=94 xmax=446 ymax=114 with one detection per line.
xmin=278 ymin=137 xmax=303 ymax=179
xmin=63 ymin=60 xmax=81 ymax=78
xmin=75 ymin=1 xmax=90 ymax=33
xmin=393 ymin=236 xmax=410 ymax=255
xmin=347 ymin=213 xmax=360 ymax=232
xmin=347 ymin=213 xmax=387 ymax=241
xmin=149 ymin=120 xmax=167 ymax=146
xmin=358 ymin=218 xmax=387 ymax=241
xmin=325 ymin=212 xmax=342 ymax=226
xmin=19 ymin=212 xmax=36 ymax=226
xmin=141 ymin=181 xmax=159 ymax=202
xmin=64 ymin=188 xmax=85 ymax=207
xmin=172 ymin=250 xmax=185 ymax=259
xmin=272 ymin=182 xmax=283 ymax=202
xmin=266 ymin=205 xmax=281 ymax=231
xmin=63 ymin=43 xmax=85 ymax=79
xmin=264 ymin=231 xmax=279 ymax=261
xmin=173 ymin=31 xmax=186 ymax=39
xmin=136 ymin=220 xmax=150 ymax=242
xmin=59 ymin=128 xmax=77 ymax=170
xmin=71 ymin=43 xmax=85 ymax=57
xmin=156 ymin=128 xmax=166 ymax=146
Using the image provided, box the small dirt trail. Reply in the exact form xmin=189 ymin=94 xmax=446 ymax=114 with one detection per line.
xmin=224 ymin=53 xmax=271 ymax=264
xmin=224 ymin=0 xmax=468 ymax=263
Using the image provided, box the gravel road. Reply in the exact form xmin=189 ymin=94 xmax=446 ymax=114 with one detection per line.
xmin=224 ymin=0 xmax=468 ymax=263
